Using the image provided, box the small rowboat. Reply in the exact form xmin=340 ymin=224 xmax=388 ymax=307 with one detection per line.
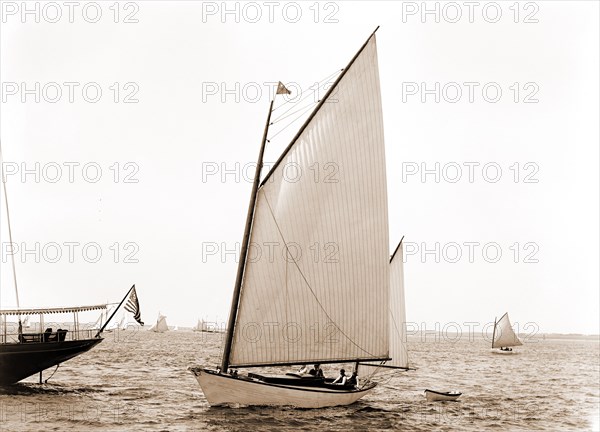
xmin=424 ymin=389 xmax=462 ymax=402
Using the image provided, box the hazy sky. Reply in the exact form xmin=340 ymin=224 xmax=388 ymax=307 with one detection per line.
xmin=0 ymin=1 xmax=598 ymax=335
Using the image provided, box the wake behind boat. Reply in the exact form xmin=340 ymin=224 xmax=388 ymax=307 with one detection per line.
xmin=189 ymin=27 xmax=410 ymax=408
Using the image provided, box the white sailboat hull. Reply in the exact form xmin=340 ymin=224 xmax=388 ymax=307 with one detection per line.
xmin=190 ymin=367 xmax=376 ymax=408
xmin=424 ymin=389 xmax=462 ymax=402
xmin=491 ymin=349 xmax=518 ymax=355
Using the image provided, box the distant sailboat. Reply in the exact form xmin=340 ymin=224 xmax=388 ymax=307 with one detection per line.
xmin=114 ymin=315 xmax=126 ymax=331
xmin=92 ymin=310 xmax=105 ymax=330
xmin=149 ymin=313 xmax=169 ymax=333
xmin=491 ymin=312 xmax=523 ymax=353
xmin=193 ymin=319 xmax=217 ymax=333
xmin=101 ymin=310 xmax=117 ymax=333
xmin=190 ymin=27 xmax=410 ymax=408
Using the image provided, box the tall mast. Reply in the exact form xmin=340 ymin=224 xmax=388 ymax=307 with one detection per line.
xmin=0 ymin=141 xmax=20 ymax=310
xmin=221 ymin=99 xmax=274 ymax=373
xmin=491 ymin=316 xmax=497 ymax=349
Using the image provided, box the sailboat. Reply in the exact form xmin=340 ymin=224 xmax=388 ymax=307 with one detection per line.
xmin=22 ymin=316 xmax=31 ymax=330
xmin=149 ymin=313 xmax=169 ymax=333
xmin=193 ymin=319 xmax=204 ymax=332
xmin=190 ymin=27 xmax=410 ymax=408
xmin=118 ymin=315 xmax=127 ymax=331
xmin=491 ymin=312 xmax=523 ymax=353
xmin=193 ymin=318 xmax=217 ymax=333
xmin=100 ymin=309 xmax=116 ymax=333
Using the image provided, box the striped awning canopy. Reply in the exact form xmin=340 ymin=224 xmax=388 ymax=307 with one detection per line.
xmin=0 ymin=304 xmax=107 ymax=316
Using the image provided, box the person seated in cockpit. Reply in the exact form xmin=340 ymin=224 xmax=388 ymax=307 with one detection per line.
xmin=332 ymin=369 xmax=347 ymax=385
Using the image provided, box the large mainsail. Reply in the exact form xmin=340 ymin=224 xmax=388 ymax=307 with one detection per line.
xmin=229 ymin=34 xmax=390 ymax=368
xmin=492 ymin=313 xmax=523 ymax=348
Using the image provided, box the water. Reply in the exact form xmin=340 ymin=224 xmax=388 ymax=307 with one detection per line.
xmin=1 ymin=331 xmax=598 ymax=431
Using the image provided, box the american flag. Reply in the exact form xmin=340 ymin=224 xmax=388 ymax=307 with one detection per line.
xmin=124 ymin=285 xmax=144 ymax=326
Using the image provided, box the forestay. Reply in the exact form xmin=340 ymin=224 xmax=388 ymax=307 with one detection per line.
xmin=229 ymin=35 xmax=390 ymax=367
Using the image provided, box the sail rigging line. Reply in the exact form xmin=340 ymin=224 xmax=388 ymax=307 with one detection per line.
xmin=360 ymin=360 xmax=386 ymax=387
xmin=267 ymin=104 xmax=317 ymax=143
xmin=268 ymin=71 xmax=346 ymax=141
xmin=271 ymin=68 xmax=341 ymax=114
xmin=271 ymin=68 xmax=343 ymax=114
xmin=0 ymin=141 xmax=20 ymax=310
xmin=271 ymin=100 xmax=319 ymax=126
xmin=261 ymin=191 xmax=379 ymax=360
xmin=284 ymin=232 xmax=289 ymax=360
xmin=261 ymin=27 xmax=380 ymax=188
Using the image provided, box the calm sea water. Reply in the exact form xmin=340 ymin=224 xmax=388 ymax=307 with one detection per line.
xmin=1 ymin=330 xmax=598 ymax=431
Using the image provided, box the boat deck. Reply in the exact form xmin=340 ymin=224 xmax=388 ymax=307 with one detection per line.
xmin=229 ymin=371 xmax=363 ymax=391
xmin=0 ymin=328 xmax=98 ymax=345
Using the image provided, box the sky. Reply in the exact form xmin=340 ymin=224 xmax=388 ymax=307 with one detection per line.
xmin=0 ymin=1 xmax=598 ymax=335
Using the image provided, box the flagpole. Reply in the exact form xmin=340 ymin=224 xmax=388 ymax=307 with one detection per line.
xmin=0 ymin=141 xmax=21 ymax=311
xmin=95 ymin=284 xmax=135 ymax=338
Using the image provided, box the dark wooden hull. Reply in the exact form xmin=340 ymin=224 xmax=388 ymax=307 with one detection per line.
xmin=0 ymin=338 xmax=103 ymax=385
